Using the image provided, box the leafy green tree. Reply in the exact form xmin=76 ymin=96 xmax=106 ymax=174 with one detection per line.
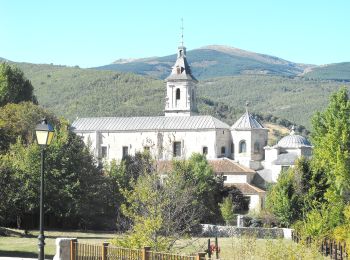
xmin=219 ymin=197 xmax=235 ymax=225
xmin=266 ymin=169 xmax=301 ymax=227
xmin=104 ymin=152 xmax=155 ymax=230
xmin=0 ymin=63 xmax=36 ymax=106
xmin=0 ymin=118 xmax=111 ymax=229
xmin=0 ymin=102 xmax=57 ymax=152
xmin=311 ymin=87 xmax=350 ymax=204
xmin=172 ymin=153 xmax=224 ymax=223
xmin=114 ymin=168 xmax=201 ymax=251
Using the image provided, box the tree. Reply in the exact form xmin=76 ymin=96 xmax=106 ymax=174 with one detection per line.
xmin=172 ymin=153 xmax=224 ymax=223
xmin=0 ymin=118 xmax=111 ymax=229
xmin=266 ymin=168 xmax=301 ymax=227
xmin=219 ymin=197 xmax=235 ymax=225
xmin=311 ymin=87 xmax=350 ymax=204
xmin=113 ymin=168 xmax=202 ymax=251
xmin=0 ymin=63 xmax=36 ymax=106
xmin=0 ymin=102 xmax=57 ymax=152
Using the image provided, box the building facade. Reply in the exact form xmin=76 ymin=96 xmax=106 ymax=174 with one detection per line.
xmin=72 ymin=43 xmax=312 ymax=212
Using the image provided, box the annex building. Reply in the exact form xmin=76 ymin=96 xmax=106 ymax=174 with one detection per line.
xmin=72 ymin=44 xmax=312 ymax=212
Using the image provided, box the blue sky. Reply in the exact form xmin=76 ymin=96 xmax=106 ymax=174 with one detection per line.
xmin=1 ymin=0 xmax=349 ymax=67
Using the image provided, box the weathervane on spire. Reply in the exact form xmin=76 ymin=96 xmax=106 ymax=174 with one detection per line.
xmin=180 ymin=18 xmax=184 ymax=47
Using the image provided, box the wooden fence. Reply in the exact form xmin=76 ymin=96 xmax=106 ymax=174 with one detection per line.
xmin=70 ymin=239 xmax=206 ymax=260
xmin=292 ymin=231 xmax=348 ymax=259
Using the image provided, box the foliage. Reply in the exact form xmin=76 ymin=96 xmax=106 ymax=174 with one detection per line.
xmin=303 ymin=62 xmax=350 ymax=81
xmin=0 ymin=117 xmax=113 ymax=229
xmin=0 ymin=102 xmax=58 ymax=153
xmin=295 ymin=203 xmax=344 ymax=239
xmin=171 ymin=153 xmax=224 ymax=223
xmin=0 ymin=63 xmax=36 ymax=106
xmin=104 ymin=152 xmax=155 ymax=231
xmin=113 ymin=169 xmax=202 ymax=251
xmin=219 ymin=197 xmax=235 ymax=225
xmin=311 ymin=87 xmax=350 ymax=204
xmin=266 ymin=168 xmax=301 ymax=227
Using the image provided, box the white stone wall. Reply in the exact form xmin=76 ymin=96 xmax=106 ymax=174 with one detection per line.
xmin=231 ymin=129 xmax=252 ymax=168
xmin=248 ymin=194 xmax=262 ymax=212
xmin=224 ymin=174 xmax=249 ymax=184
xmin=215 ymin=129 xmax=232 ymax=158
xmin=76 ymin=129 xmax=225 ymax=162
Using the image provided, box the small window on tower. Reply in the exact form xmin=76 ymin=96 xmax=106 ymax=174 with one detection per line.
xmin=176 ymin=67 xmax=181 ymax=74
xmin=176 ymin=88 xmax=180 ymax=100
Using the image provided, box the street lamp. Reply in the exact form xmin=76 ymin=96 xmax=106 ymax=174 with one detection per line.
xmin=35 ymin=118 xmax=54 ymax=260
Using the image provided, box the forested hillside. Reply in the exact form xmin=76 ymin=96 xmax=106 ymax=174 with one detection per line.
xmin=11 ymin=62 xmax=350 ymax=130
xmin=302 ymin=62 xmax=350 ymax=81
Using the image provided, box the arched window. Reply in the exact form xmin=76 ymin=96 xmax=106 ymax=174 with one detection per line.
xmin=239 ymin=140 xmax=246 ymax=153
xmin=176 ymin=88 xmax=180 ymax=100
xmin=221 ymin=146 xmax=226 ymax=155
xmin=231 ymin=142 xmax=234 ymax=154
xmin=254 ymin=142 xmax=260 ymax=153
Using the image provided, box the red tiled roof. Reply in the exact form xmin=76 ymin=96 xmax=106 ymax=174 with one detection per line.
xmin=227 ymin=183 xmax=265 ymax=195
xmin=208 ymin=158 xmax=255 ymax=175
xmin=156 ymin=158 xmax=255 ymax=175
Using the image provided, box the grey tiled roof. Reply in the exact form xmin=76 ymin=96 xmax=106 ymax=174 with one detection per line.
xmin=273 ymin=152 xmax=298 ymax=165
xmin=231 ymin=111 xmax=265 ymax=129
xmin=71 ymin=115 xmax=230 ymax=132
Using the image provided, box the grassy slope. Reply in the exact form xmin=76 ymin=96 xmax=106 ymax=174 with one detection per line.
xmin=13 ymin=62 xmax=350 ymax=130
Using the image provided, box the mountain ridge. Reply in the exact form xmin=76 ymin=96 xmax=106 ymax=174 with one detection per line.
xmin=94 ymin=45 xmax=313 ymax=80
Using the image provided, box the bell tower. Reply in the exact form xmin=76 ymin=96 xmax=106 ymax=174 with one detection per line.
xmin=164 ymin=44 xmax=198 ymax=117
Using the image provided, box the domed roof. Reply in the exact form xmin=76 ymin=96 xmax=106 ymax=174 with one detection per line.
xmin=277 ymin=127 xmax=311 ymax=148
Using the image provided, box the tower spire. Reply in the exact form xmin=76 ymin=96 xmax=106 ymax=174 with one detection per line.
xmin=245 ymin=101 xmax=250 ymax=113
xmin=180 ymin=18 xmax=184 ymax=47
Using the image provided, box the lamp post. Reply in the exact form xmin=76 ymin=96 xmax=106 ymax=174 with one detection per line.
xmin=35 ymin=118 xmax=54 ymax=260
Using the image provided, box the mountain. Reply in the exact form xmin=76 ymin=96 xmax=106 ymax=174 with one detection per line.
xmin=302 ymin=62 xmax=350 ymax=81
xmin=94 ymin=45 xmax=312 ymax=79
xmin=10 ymin=62 xmax=350 ymax=130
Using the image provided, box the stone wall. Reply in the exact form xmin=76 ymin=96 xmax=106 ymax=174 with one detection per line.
xmin=201 ymin=224 xmax=287 ymax=239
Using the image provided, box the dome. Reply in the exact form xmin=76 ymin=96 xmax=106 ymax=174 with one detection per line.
xmin=277 ymin=127 xmax=311 ymax=148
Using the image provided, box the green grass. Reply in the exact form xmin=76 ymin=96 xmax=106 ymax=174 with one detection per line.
xmin=0 ymin=228 xmax=115 ymax=258
xmin=0 ymin=229 xmax=327 ymax=259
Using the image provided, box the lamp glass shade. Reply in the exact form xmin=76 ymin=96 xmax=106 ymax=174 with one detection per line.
xmin=36 ymin=130 xmax=49 ymax=145
xmin=47 ymin=131 xmax=54 ymax=145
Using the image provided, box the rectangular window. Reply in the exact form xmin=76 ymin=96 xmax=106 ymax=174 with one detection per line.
xmin=173 ymin=141 xmax=181 ymax=157
xmin=101 ymin=146 xmax=107 ymax=158
xmin=202 ymin=146 xmax=208 ymax=155
xmin=122 ymin=146 xmax=128 ymax=159
xmin=223 ymin=176 xmax=227 ymax=181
